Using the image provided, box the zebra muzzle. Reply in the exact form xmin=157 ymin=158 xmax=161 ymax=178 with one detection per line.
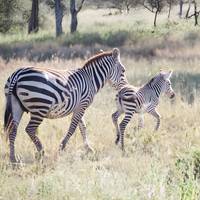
xmin=170 ymin=93 xmax=175 ymax=99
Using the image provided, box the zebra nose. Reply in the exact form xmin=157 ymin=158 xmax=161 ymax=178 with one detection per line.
xmin=170 ymin=93 xmax=175 ymax=99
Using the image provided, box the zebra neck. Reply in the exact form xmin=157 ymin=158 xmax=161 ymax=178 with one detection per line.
xmin=151 ymin=83 xmax=162 ymax=98
xmin=87 ymin=64 xmax=108 ymax=93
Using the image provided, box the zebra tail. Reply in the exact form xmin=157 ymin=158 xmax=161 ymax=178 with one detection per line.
xmin=4 ymin=70 xmax=20 ymax=141
xmin=4 ymin=93 xmax=13 ymax=142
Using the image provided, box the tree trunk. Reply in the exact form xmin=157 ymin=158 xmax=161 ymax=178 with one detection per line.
xmin=28 ymin=0 xmax=39 ymax=34
xmin=70 ymin=0 xmax=85 ymax=33
xmin=125 ymin=0 xmax=130 ymax=13
xmin=168 ymin=0 xmax=172 ymax=19
xmin=194 ymin=0 xmax=198 ymax=26
xmin=179 ymin=0 xmax=183 ymax=18
xmin=154 ymin=0 xmax=160 ymax=27
xmin=70 ymin=0 xmax=78 ymax=33
xmin=185 ymin=0 xmax=191 ymax=18
xmin=55 ymin=0 xmax=63 ymax=37
xmin=154 ymin=9 xmax=159 ymax=27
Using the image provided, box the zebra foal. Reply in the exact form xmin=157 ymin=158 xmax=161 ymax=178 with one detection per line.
xmin=112 ymin=70 xmax=175 ymax=150
xmin=4 ymin=48 xmax=127 ymax=163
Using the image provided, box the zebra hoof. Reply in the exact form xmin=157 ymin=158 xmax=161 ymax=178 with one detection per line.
xmin=10 ymin=157 xmax=18 ymax=164
xmin=35 ymin=150 xmax=44 ymax=161
xmin=115 ymin=138 xmax=120 ymax=145
xmin=10 ymin=156 xmax=22 ymax=169
xmin=86 ymin=146 xmax=94 ymax=154
xmin=59 ymin=142 xmax=66 ymax=152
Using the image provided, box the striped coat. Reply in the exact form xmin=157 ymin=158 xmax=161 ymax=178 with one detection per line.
xmin=4 ymin=48 xmax=126 ymax=163
xmin=112 ymin=71 xmax=175 ymax=150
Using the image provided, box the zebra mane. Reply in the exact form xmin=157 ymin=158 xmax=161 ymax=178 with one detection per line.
xmin=83 ymin=51 xmax=112 ymax=67
xmin=148 ymin=77 xmax=155 ymax=86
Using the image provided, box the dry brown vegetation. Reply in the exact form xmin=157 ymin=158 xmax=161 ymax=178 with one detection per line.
xmin=1 ymin=7 xmax=200 ymax=200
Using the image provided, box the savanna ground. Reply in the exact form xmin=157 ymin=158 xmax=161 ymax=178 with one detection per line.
xmin=1 ymin=7 xmax=200 ymax=200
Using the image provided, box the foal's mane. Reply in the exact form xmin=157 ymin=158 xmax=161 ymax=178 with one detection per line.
xmin=83 ymin=51 xmax=112 ymax=67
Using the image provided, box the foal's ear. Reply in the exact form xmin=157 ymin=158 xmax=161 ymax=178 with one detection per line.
xmin=112 ymin=48 xmax=120 ymax=59
xmin=163 ymin=70 xmax=173 ymax=79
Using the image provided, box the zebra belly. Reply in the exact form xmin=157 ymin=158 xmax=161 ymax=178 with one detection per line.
xmin=46 ymin=100 xmax=73 ymax=119
xmin=139 ymin=102 xmax=151 ymax=113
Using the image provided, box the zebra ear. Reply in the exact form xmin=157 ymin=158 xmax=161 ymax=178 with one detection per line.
xmin=163 ymin=70 xmax=173 ymax=79
xmin=112 ymin=48 xmax=120 ymax=59
xmin=169 ymin=70 xmax=173 ymax=77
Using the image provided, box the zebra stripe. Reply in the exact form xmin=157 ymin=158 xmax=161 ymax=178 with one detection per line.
xmin=112 ymin=70 xmax=175 ymax=150
xmin=4 ymin=48 xmax=126 ymax=163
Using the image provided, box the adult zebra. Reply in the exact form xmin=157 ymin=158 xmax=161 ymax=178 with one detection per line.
xmin=4 ymin=48 xmax=127 ymax=163
xmin=112 ymin=70 xmax=175 ymax=150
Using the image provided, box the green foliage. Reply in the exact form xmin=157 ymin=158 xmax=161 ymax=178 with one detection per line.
xmin=0 ymin=0 xmax=20 ymax=33
xmin=175 ymin=150 xmax=200 ymax=199
xmin=175 ymin=150 xmax=200 ymax=181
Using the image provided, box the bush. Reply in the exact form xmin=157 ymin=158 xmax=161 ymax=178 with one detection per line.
xmin=0 ymin=0 xmax=20 ymax=33
xmin=175 ymin=150 xmax=200 ymax=181
xmin=104 ymin=30 xmax=129 ymax=46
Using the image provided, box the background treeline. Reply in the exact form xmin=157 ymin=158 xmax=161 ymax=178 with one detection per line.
xmin=1 ymin=0 xmax=200 ymax=62
xmin=1 ymin=0 xmax=200 ymax=36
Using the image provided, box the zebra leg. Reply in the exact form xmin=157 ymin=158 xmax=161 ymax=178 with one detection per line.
xmin=25 ymin=114 xmax=44 ymax=159
xmin=149 ymin=110 xmax=161 ymax=131
xmin=59 ymin=108 xmax=85 ymax=151
xmin=112 ymin=110 xmax=122 ymax=145
xmin=9 ymin=123 xmax=19 ymax=163
xmin=79 ymin=118 xmax=94 ymax=152
xmin=138 ymin=113 xmax=144 ymax=130
xmin=119 ymin=112 xmax=134 ymax=151
xmin=8 ymin=96 xmax=24 ymax=163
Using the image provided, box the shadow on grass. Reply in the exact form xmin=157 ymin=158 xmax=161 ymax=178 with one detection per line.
xmin=0 ymin=31 xmax=130 ymax=62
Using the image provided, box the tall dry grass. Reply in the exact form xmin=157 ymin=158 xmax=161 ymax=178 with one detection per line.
xmin=0 ymin=55 xmax=200 ymax=199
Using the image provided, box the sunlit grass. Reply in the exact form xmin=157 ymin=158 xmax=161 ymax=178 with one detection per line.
xmin=1 ymin=7 xmax=200 ymax=46
xmin=1 ymin=5 xmax=200 ymax=199
xmin=0 ymin=56 xmax=200 ymax=199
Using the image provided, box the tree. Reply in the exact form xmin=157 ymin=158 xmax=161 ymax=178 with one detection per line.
xmin=167 ymin=0 xmax=172 ymax=18
xmin=166 ymin=0 xmax=177 ymax=19
xmin=187 ymin=0 xmax=200 ymax=26
xmin=28 ymin=0 xmax=39 ymax=34
xmin=179 ymin=0 xmax=183 ymax=18
xmin=54 ymin=0 xmax=63 ymax=37
xmin=141 ymin=0 xmax=165 ymax=27
xmin=185 ymin=0 xmax=192 ymax=18
xmin=70 ymin=0 xmax=85 ymax=33
xmin=194 ymin=0 xmax=199 ymax=25
xmin=0 ymin=0 xmax=19 ymax=33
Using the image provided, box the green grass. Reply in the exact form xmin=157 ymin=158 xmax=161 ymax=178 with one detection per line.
xmin=1 ymin=8 xmax=200 ymax=46
xmin=1 ymin=7 xmax=200 ymax=63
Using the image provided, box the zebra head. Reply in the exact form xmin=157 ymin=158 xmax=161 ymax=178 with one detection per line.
xmin=108 ymin=48 xmax=127 ymax=90
xmin=161 ymin=70 xmax=175 ymax=99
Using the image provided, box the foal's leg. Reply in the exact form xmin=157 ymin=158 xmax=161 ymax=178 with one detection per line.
xmin=112 ymin=110 xmax=122 ymax=145
xmin=79 ymin=118 xmax=94 ymax=152
xmin=148 ymin=109 xmax=161 ymax=131
xmin=119 ymin=112 xmax=134 ymax=151
xmin=138 ymin=113 xmax=144 ymax=130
